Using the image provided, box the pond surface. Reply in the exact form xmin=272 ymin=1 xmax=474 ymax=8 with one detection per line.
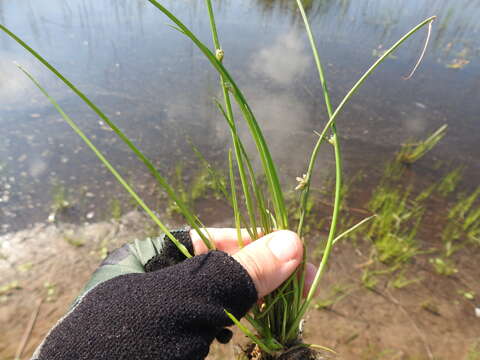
xmin=1 ymin=0 xmax=479 ymax=234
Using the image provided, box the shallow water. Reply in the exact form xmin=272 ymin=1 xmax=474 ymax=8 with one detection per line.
xmin=1 ymin=0 xmax=479 ymax=233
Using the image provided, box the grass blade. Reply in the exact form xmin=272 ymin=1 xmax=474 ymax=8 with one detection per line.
xmin=228 ymin=150 xmax=243 ymax=248
xmin=333 ymin=215 xmax=376 ymax=245
xmin=205 ymin=0 xmax=260 ymax=239
xmin=189 ymin=140 xmax=255 ymax=239
xmin=147 ymin=0 xmax=288 ymax=229
xmin=225 ymin=310 xmax=279 ymax=355
xmin=16 ymin=64 xmax=191 ymax=258
xmin=297 ymin=17 xmax=437 ymax=215
xmin=397 ymin=124 xmax=447 ymax=164
xmin=287 ymin=13 xmax=436 ymax=341
xmin=214 ymin=100 xmax=271 ymax=234
xmin=0 ymin=23 xmax=214 ymax=251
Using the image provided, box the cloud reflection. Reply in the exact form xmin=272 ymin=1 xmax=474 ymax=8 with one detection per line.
xmin=250 ymin=30 xmax=310 ymax=85
xmin=0 ymin=56 xmax=38 ymax=107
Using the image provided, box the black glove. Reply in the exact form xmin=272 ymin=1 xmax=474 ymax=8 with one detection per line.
xmin=31 ymin=231 xmax=258 ymax=360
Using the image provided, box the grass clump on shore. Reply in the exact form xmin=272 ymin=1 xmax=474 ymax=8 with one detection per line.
xmin=0 ymin=2 xmax=436 ymax=358
xmin=466 ymin=339 xmax=480 ymax=360
xmin=429 ymin=257 xmax=458 ymax=276
xmin=441 ymin=186 xmax=480 ymax=256
xmin=367 ymin=176 xmax=423 ymax=265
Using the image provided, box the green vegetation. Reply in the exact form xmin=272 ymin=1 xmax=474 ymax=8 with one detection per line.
xmin=420 ymin=299 xmax=441 ymax=316
xmin=50 ymin=183 xmax=71 ymax=219
xmin=314 ymin=283 xmax=353 ymax=309
xmin=16 ymin=262 xmax=34 ymax=273
xmin=442 ymin=186 xmax=480 ymax=256
xmin=389 ymin=271 xmax=422 ymax=289
xmin=346 ymin=129 xmax=478 ymax=287
xmin=396 ymin=124 xmax=447 ymax=165
xmin=430 ymin=257 xmax=458 ymax=276
xmin=361 ymin=269 xmax=378 ymax=290
xmin=367 ymin=181 xmax=422 ymax=265
xmin=109 ymin=198 xmax=123 ymax=221
xmin=166 ymin=162 xmax=224 ymax=216
xmin=43 ymin=281 xmax=57 ymax=302
xmin=437 ymin=166 xmax=463 ymax=196
xmin=63 ymin=235 xmax=85 ymax=247
xmin=466 ymin=339 xmax=480 ymax=360
xmin=458 ymin=290 xmax=475 ymax=300
xmin=0 ymin=2 xmax=435 ymax=357
xmin=0 ymin=281 xmax=21 ymax=296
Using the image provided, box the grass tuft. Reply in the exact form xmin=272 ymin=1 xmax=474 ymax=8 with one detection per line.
xmin=430 ymin=257 xmax=458 ymax=276
xmin=367 ymin=184 xmax=423 ymax=265
xmin=396 ymin=124 xmax=447 ymax=165
xmin=437 ymin=166 xmax=463 ymax=196
xmin=0 ymin=3 xmax=436 ymax=356
xmin=442 ymin=186 xmax=480 ymax=256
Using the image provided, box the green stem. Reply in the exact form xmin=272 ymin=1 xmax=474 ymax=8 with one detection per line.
xmin=17 ymin=64 xmax=191 ymax=258
xmin=0 ymin=23 xmax=214 ymax=251
xmin=287 ymin=9 xmax=435 ymax=340
xmin=147 ymin=0 xmax=288 ymax=230
xmin=293 ymin=0 xmax=342 ymax=325
xmin=205 ymin=0 xmax=259 ymax=238
xmin=228 ymin=150 xmax=243 ymax=247
xmin=297 ymin=16 xmax=437 ymax=236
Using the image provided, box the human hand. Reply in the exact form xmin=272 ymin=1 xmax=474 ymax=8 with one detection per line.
xmin=33 ymin=228 xmax=316 ymax=360
xmin=190 ymin=228 xmax=317 ymax=298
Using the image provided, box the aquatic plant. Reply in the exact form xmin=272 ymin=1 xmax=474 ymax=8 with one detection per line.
xmin=437 ymin=166 xmax=463 ymax=196
xmin=442 ymin=186 xmax=480 ymax=256
xmin=429 ymin=257 xmax=458 ymax=276
xmin=367 ymin=183 xmax=423 ymax=265
xmin=396 ymin=124 xmax=447 ymax=165
xmin=49 ymin=183 xmax=71 ymax=222
xmin=465 ymin=339 xmax=480 ymax=360
xmin=0 ymin=1 xmax=435 ymax=358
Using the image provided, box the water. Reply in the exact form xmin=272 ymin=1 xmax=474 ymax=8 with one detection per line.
xmin=1 ymin=0 xmax=479 ymax=234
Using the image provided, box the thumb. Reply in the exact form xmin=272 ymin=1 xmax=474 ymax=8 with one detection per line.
xmin=232 ymin=230 xmax=303 ymax=298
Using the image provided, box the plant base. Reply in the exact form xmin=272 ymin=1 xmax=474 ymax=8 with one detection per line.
xmin=242 ymin=343 xmax=327 ymax=360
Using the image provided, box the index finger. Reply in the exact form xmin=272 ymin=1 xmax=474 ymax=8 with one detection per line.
xmin=190 ymin=228 xmax=262 ymax=255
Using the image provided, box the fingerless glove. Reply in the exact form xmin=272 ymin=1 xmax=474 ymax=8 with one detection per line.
xmin=32 ymin=231 xmax=257 ymax=360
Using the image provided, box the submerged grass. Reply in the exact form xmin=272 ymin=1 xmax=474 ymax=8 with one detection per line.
xmin=442 ymin=186 xmax=480 ymax=256
xmin=50 ymin=183 xmax=70 ymax=215
xmin=314 ymin=283 xmax=353 ymax=310
xmin=167 ymin=161 xmax=225 ymax=216
xmin=367 ymin=182 xmax=423 ymax=265
xmin=0 ymin=3 xmax=436 ymax=357
xmin=437 ymin=166 xmax=463 ymax=196
xmin=396 ymin=124 xmax=447 ymax=165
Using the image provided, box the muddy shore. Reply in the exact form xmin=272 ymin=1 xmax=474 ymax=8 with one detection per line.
xmin=1 ymin=210 xmax=479 ymax=360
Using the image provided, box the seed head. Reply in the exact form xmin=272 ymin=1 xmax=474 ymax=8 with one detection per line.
xmin=215 ymin=48 xmax=224 ymax=62
xmin=328 ymin=135 xmax=336 ymax=145
xmin=295 ymin=174 xmax=308 ymax=191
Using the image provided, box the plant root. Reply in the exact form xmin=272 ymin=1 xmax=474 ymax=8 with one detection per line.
xmin=243 ymin=343 xmax=329 ymax=360
xmin=277 ymin=347 xmax=324 ymax=360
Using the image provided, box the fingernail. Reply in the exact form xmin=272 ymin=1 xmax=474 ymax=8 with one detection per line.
xmin=268 ymin=231 xmax=299 ymax=262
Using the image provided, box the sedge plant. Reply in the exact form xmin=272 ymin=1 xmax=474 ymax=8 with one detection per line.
xmin=0 ymin=1 xmax=435 ymax=357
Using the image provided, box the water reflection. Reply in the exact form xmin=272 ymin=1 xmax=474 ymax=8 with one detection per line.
xmin=253 ymin=0 xmax=480 ymax=62
xmin=254 ymin=0 xmax=350 ymax=19
xmin=250 ymin=30 xmax=309 ymax=85
xmin=0 ymin=0 xmax=479 ymax=234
